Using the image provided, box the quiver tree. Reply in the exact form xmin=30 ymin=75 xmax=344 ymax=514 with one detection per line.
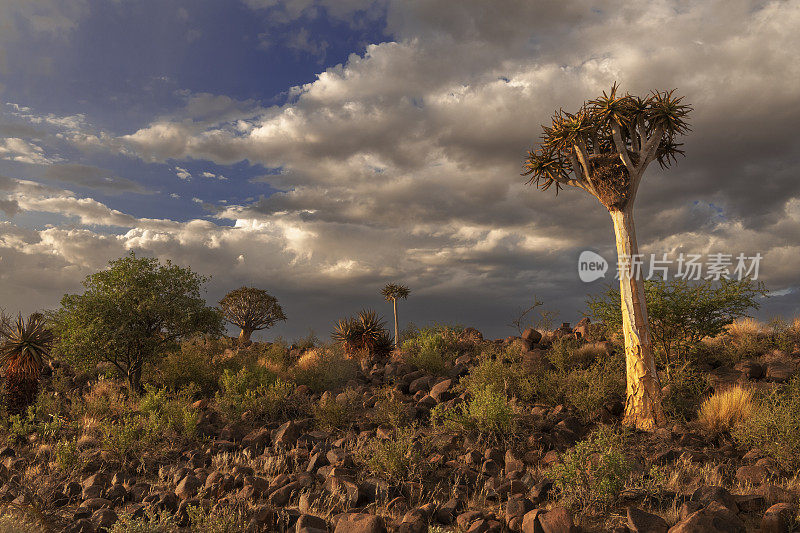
xmin=219 ymin=287 xmax=287 ymax=345
xmin=0 ymin=312 xmax=53 ymax=415
xmin=523 ymin=84 xmax=692 ymax=430
xmin=380 ymin=283 xmax=410 ymax=349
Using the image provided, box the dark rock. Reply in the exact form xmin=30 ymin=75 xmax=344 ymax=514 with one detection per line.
xmin=627 ymin=507 xmax=669 ymax=533
xmin=691 ymin=486 xmax=738 ymax=514
xmin=296 ymin=514 xmax=328 ymax=533
xmin=537 ymin=507 xmax=577 ymax=533
xmin=333 ymin=513 xmax=386 ymax=533
xmin=92 ymin=509 xmax=118 ymax=529
xmin=668 ymin=505 xmax=745 ymax=533
xmin=761 ymin=503 xmax=796 ymax=533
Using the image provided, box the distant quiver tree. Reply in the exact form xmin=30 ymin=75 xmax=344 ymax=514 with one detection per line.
xmin=219 ymin=286 xmax=286 ymax=345
xmin=381 ymin=283 xmax=410 ymax=349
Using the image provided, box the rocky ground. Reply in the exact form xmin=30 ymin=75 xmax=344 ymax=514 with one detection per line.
xmin=2 ymin=323 xmax=800 ymax=532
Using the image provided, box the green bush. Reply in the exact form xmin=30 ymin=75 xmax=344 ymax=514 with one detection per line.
xmin=53 ymin=438 xmax=83 ymax=472
xmin=101 ymin=415 xmax=148 ymax=458
xmin=547 ymin=337 xmax=592 ymax=372
xmin=549 ymin=426 xmax=632 ymax=511
xmin=734 ymin=375 xmax=800 ymax=470
xmin=371 ymin=388 xmax=413 ymax=428
xmin=187 ymin=505 xmax=246 ymax=533
xmin=460 ymin=346 xmax=535 ymax=401
xmin=157 ymin=336 xmax=229 ymax=395
xmin=109 ymin=509 xmax=178 ymax=533
xmin=662 ymin=364 xmax=707 ymax=422
xmin=139 ymin=385 xmax=200 ymax=440
xmin=587 ymin=277 xmax=767 ymax=364
xmin=402 ymin=325 xmax=463 ymax=374
xmin=431 ymin=385 xmax=515 ymax=435
xmin=312 ymin=389 xmax=361 ymax=431
xmin=357 ymin=425 xmax=427 ymax=481
xmin=215 ymin=366 xmax=293 ymax=421
xmin=528 ymin=354 xmax=624 ymax=422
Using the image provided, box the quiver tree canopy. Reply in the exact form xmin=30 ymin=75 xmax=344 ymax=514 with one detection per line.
xmin=219 ymin=286 xmax=287 ymax=343
xmin=523 ymin=83 xmax=691 ymax=209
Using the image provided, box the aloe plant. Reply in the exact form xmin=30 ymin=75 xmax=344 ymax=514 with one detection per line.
xmin=0 ymin=313 xmax=54 ymax=414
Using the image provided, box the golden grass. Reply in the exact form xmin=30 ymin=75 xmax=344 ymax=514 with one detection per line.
xmin=698 ymin=385 xmax=754 ymax=433
xmin=725 ymin=317 xmax=767 ymax=338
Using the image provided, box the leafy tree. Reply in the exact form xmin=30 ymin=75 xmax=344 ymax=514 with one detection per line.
xmin=588 ymin=277 xmax=767 ymax=365
xmin=0 ymin=312 xmax=53 ymax=414
xmin=218 ymin=286 xmax=286 ymax=345
xmin=51 ymin=253 xmax=223 ymax=392
xmin=524 ymin=83 xmax=692 ymax=429
xmin=380 ymin=283 xmax=410 ymax=349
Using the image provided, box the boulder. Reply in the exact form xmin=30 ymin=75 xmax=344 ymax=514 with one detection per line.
xmin=668 ymin=505 xmax=744 ymax=533
xmin=761 ymin=503 xmax=797 ymax=533
xmin=627 ymin=507 xmax=669 ymax=533
xmin=333 ymin=513 xmax=386 ymax=533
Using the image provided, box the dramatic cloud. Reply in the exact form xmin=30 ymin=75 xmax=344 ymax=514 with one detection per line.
xmin=0 ymin=0 xmax=798 ymax=337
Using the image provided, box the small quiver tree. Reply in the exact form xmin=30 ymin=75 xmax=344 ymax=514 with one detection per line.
xmin=381 ymin=283 xmax=411 ymax=349
xmin=219 ymin=287 xmax=287 ymax=345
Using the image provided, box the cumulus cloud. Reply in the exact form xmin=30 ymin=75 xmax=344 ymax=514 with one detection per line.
xmin=2 ymin=0 xmax=800 ymax=336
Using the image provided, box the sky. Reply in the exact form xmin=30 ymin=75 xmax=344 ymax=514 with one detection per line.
xmin=0 ymin=0 xmax=799 ymax=342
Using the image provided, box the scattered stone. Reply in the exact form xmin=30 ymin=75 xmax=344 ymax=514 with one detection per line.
xmin=333 ymin=513 xmax=386 ymax=533
xmin=627 ymin=507 xmax=669 ymax=533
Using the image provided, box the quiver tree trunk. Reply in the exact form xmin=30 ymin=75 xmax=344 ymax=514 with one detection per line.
xmin=238 ymin=327 xmax=254 ymax=345
xmin=4 ymin=372 xmax=38 ymax=416
xmin=393 ymin=299 xmax=399 ymax=349
xmin=609 ymin=206 xmax=666 ymax=430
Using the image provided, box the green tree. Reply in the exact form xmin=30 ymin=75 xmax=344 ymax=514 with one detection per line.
xmin=218 ymin=286 xmax=286 ymax=345
xmin=380 ymin=283 xmax=410 ymax=349
xmin=0 ymin=312 xmax=53 ymax=414
xmin=524 ymin=83 xmax=692 ymax=429
xmin=51 ymin=253 xmax=223 ymax=392
xmin=588 ymin=277 xmax=767 ymax=365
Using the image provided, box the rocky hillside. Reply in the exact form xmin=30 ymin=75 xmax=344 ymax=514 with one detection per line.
xmin=1 ymin=321 xmax=799 ymax=533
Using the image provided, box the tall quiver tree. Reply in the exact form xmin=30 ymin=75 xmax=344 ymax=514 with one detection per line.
xmin=219 ymin=287 xmax=286 ymax=345
xmin=523 ymin=84 xmax=692 ymax=430
xmin=380 ymin=283 xmax=410 ymax=350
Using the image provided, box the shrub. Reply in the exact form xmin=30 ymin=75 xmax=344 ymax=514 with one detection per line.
xmin=528 ymin=355 xmax=624 ymax=422
xmin=313 ymin=389 xmax=361 ymax=431
xmin=358 ymin=425 xmax=426 ymax=481
xmin=697 ymin=385 xmax=754 ymax=434
xmin=82 ymin=377 xmax=130 ymax=420
xmin=187 ymin=505 xmax=246 ymax=533
xmin=289 ymin=345 xmax=358 ymax=392
xmin=712 ymin=317 xmax=771 ymax=363
xmin=157 ymin=336 xmax=228 ymax=396
xmin=588 ymin=277 xmax=767 ymax=364
xmin=547 ymin=337 xmax=596 ymax=372
xmin=734 ymin=375 xmax=800 ymax=470
xmin=431 ymin=385 xmax=514 ymax=435
xmin=109 ymin=509 xmax=178 ymax=533
xmin=139 ymin=385 xmax=200 ymax=440
xmin=662 ymin=364 xmax=706 ymax=422
xmin=460 ymin=346 xmax=535 ymax=401
xmin=549 ymin=426 xmax=632 ymax=511
xmin=215 ymin=366 xmax=293 ymax=421
xmin=53 ymin=438 xmax=82 ymax=472
xmin=371 ymin=388 xmax=413 ymax=428
xmin=101 ymin=415 xmax=148 ymax=458
xmin=0 ymin=510 xmax=42 ymax=533
xmin=332 ymin=310 xmax=392 ymax=357
xmin=402 ymin=325 xmax=463 ymax=374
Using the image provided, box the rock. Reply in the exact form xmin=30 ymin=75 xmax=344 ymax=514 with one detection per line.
xmin=242 ymin=427 xmax=271 ymax=449
xmin=333 ymin=513 xmax=386 ymax=533
xmin=668 ymin=505 xmax=745 ymax=533
xmin=92 ymin=509 xmax=118 ymax=529
xmin=736 ymin=464 xmax=769 ymax=486
xmin=457 ymin=511 xmax=485 ymax=531
xmin=522 ymin=329 xmax=543 ymax=345
xmin=175 ymin=475 xmax=202 ymax=500
xmin=274 ymin=421 xmax=303 ymax=448
xmin=627 ymin=507 xmax=669 ymax=533
xmin=296 ymin=514 xmax=328 ymax=533
xmin=537 ymin=507 xmax=577 ymax=533
xmin=506 ymin=495 xmax=534 ymax=522
xmin=430 ymin=379 xmax=453 ymax=402
xmin=761 ymin=503 xmax=796 ymax=533
xmin=765 ymin=362 xmax=794 ymax=382
xmin=691 ymin=486 xmax=738 ymax=514
xmin=734 ymin=360 xmax=764 ymax=380
xmin=754 ymin=483 xmax=796 ymax=505
xmin=81 ymin=497 xmax=112 ymax=511
xmin=435 ymin=497 xmax=462 ymax=524
xmin=270 ymin=480 xmax=303 ymax=506
xmin=708 ymin=367 xmax=745 ymax=391
xmin=64 ymin=519 xmax=95 ymax=533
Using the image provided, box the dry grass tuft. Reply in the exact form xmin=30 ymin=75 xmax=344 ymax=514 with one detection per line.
xmin=725 ymin=317 xmax=767 ymax=338
xmin=698 ymin=385 xmax=754 ymax=434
